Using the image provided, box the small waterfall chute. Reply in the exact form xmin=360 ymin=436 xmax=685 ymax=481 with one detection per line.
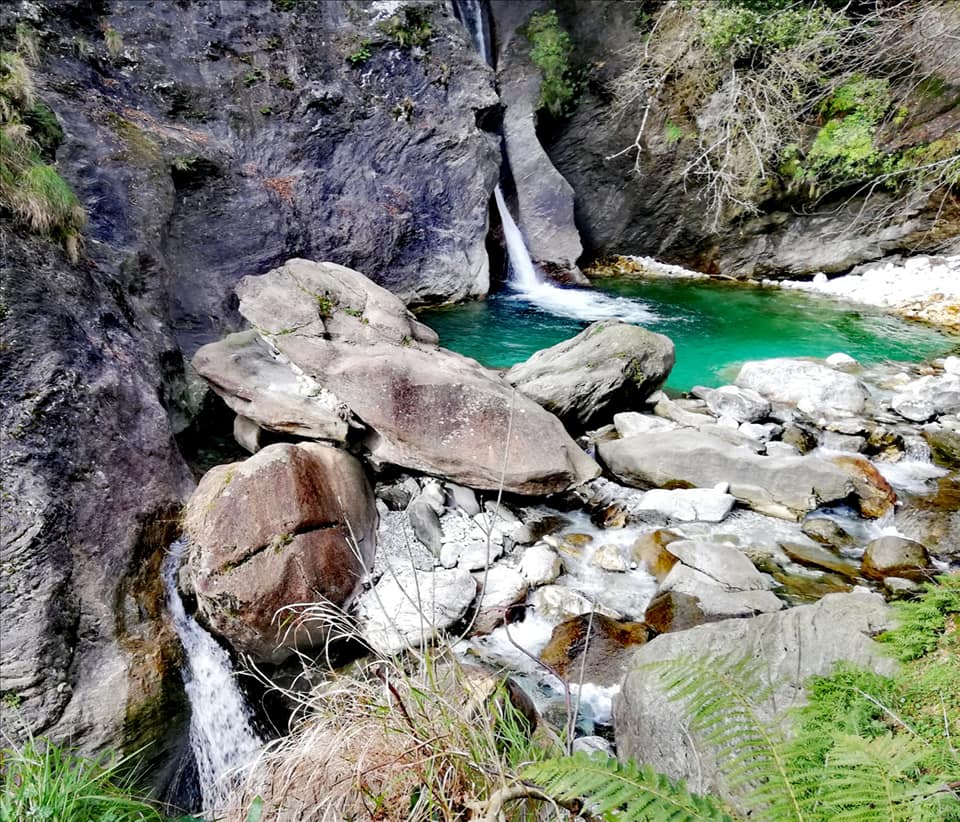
xmin=493 ymin=186 xmax=660 ymax=325
xmin=452 ymin=0 xmax=493 ymax=66
xmin=163 ymin=540 xmax=262 ymax=814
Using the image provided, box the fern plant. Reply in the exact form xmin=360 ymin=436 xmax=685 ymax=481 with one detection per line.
xmin=521 ymin=751 xmax=732 ymax=821
xmin=523 ymin=576 xmax=960 ymax=822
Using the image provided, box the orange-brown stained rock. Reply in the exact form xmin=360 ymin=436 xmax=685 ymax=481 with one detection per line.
xmin=539 ymin=614 xmax=652 ymax=687
xmin=643 ymin=591 xmax=709 ymax=634
xmin=630 ymin=529 xmax=682 ymax=581
xmin=831 ymin=454 xmax=897 ymax=519
xmin=861 ymin=536 xmax=933 ymax=582
xmin=183 ymin=442 xmax=377 ymax=663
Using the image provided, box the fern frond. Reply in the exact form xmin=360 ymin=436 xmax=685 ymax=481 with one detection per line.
xmin=521 ymin=751 xmax=733 ymax=821
xmin=654 ymin=656 xmax=806 ymax=821
xmin=815 ymin=732 xmax=958 ymax=822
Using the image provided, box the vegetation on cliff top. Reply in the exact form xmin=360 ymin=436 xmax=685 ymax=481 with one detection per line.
xmin=0 ymin=41 xmax=85 ymax=261
xmin=524 ymin=10 xmax=582 ymax=118
xmin=612 ymin=0 xmax=960 ymax=232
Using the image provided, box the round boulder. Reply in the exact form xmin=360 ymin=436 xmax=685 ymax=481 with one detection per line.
xmin=506 ymin=320 xmax=675 ymax=429
xmin=183 ymin=442 xmax=377 ymax=663
xmin=861 ymin=536 xmax=932 ymax=582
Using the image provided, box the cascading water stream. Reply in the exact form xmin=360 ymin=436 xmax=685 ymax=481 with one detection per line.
xmin=163 ymin=540 xmax=262 ymax=814
xmin=494 ymin=186 xmax=660 ymax=325
xmin=452 ymin=0 xmax=493 ymax=66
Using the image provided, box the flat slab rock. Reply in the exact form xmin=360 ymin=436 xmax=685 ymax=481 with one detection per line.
xmin=597 ymin=428 xmax=863 ymax=519
xmin=615 ymin=591 xmax=896 ymax=803
xmin=194 ymin=259 xmax=599 ymax=495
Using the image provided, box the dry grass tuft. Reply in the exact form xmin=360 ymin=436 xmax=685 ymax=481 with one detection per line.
xmin=224 ymin=651 xmax=556 ymax=822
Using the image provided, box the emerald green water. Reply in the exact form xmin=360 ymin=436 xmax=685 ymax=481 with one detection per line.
xmin=418 ymin=279 xmax=956 ymax=392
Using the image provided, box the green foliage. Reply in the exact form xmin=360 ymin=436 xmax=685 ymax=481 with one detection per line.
xmin=698 ymin=1 xmax=843 ymax=64
xmin=347 ymin=39 xmax=372 ymax=64
xmin=103 ymin=26 xmax=124 ymax=61
xmin=658 ymin=656 xmax=806 ymax=819
xmin=524 ymin=10 xmax=580 ymax=118
xmin=0 ymin=50 xmax=85 ymax=260
xmin=378 ymin=5 xmax=434 ymax=50
xmin=522 ymin=751 xmax=732 ymax=820
xmin=645 ymin=577 xmax=960 ymax=821
xmin=881 ymin=574 xmax=960 ymax=661
xmin=243 ymin=68 xmax=265 ymax=87
xmin=0 ymin=738 xmax=166 ymax=822
xmin=665 ymin=121 xmax=684 ymax=145
xmin=22 ymin=103 xmax=64 ymax=159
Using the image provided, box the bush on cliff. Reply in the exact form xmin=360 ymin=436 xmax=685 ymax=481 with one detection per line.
xmin=612 ymin=0 xmax=960 ymax=232
xmin=0 ymin=47 xmax=85 ymax=261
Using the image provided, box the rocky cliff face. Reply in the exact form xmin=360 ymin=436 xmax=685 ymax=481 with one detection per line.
xmin=0 ymin=0 xmax=498 ymax=765
xmin=542 ymin=0 xmax=960 ymax=277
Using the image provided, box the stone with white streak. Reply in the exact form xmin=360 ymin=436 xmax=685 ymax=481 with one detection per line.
xmin=357 ymin=563 xmax=477 ymax=654
xmin=697 ymin=385 xmax=771 ymax=423
xmin=613 ymin=412 xmax=679 ymax=438
xmin=635 ymin=487 xmax=736 ymax=523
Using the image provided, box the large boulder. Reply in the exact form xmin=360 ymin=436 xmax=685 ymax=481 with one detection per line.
xmin=597 ymin=429 xmax=873 ymax=519
xmin=182 ymin=442 xmax=377 ymax=663
xmin=193 ymin=260 xmax=600 ymax=495
xmin=735 ymin=359 xmax=870 ymax=417
xmin=506 ymin=320 xmax=675 ymax=428
xmin=615 ymin=591 xmax=896 ymax=801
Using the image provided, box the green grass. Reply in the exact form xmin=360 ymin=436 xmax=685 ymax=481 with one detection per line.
xmin=0 ymin=738 xmax=167 ymax=822
xmin=524 ymin=10 xmax=580 ymax=117
xmin=0 ymin=50 xmax=85 ymax=260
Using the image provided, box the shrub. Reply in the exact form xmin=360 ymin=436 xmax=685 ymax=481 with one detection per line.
xmin=378 ymin=5 xmax=434 ymax=50
xmin=0 ymin=50 xmax=85 ymax=260
xmin=524 ymin=10 xmax=579 ymax=117
xmin=611 ymin=0 xmax=960 ymax=232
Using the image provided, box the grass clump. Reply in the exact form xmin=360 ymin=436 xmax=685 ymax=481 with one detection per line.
xmin=0 ymin=51 xmax=85 ymax=261
xmin=0 ymin=738 xmax=167 ymax=822
xmin=523 ymin=10 xmax=580 ymax=118
xmin=227 ymin=650 xmax=554 ymax=821
xmin=378 ymin=5 xmax=434 ymax=50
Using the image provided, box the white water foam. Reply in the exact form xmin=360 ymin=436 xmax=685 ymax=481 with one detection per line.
xmin=163 ymin=540 xmax=262 ymax=814
xmin=493 ymin=186 xmax=661 ymax=325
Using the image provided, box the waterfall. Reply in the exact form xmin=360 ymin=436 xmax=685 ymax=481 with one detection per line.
xmin=452 ymin=0 xmax=493 ymax=66
xmin=494 ymin=186 xmax=660 ymax=325
xmin=494 ymin=185 xmax=541 ymax=291
xmin=163 ymin=540 xmax=262 ymax=814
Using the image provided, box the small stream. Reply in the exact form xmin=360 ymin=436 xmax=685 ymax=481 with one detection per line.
xmin=163 ymin=541 xmax=261 ymax=814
